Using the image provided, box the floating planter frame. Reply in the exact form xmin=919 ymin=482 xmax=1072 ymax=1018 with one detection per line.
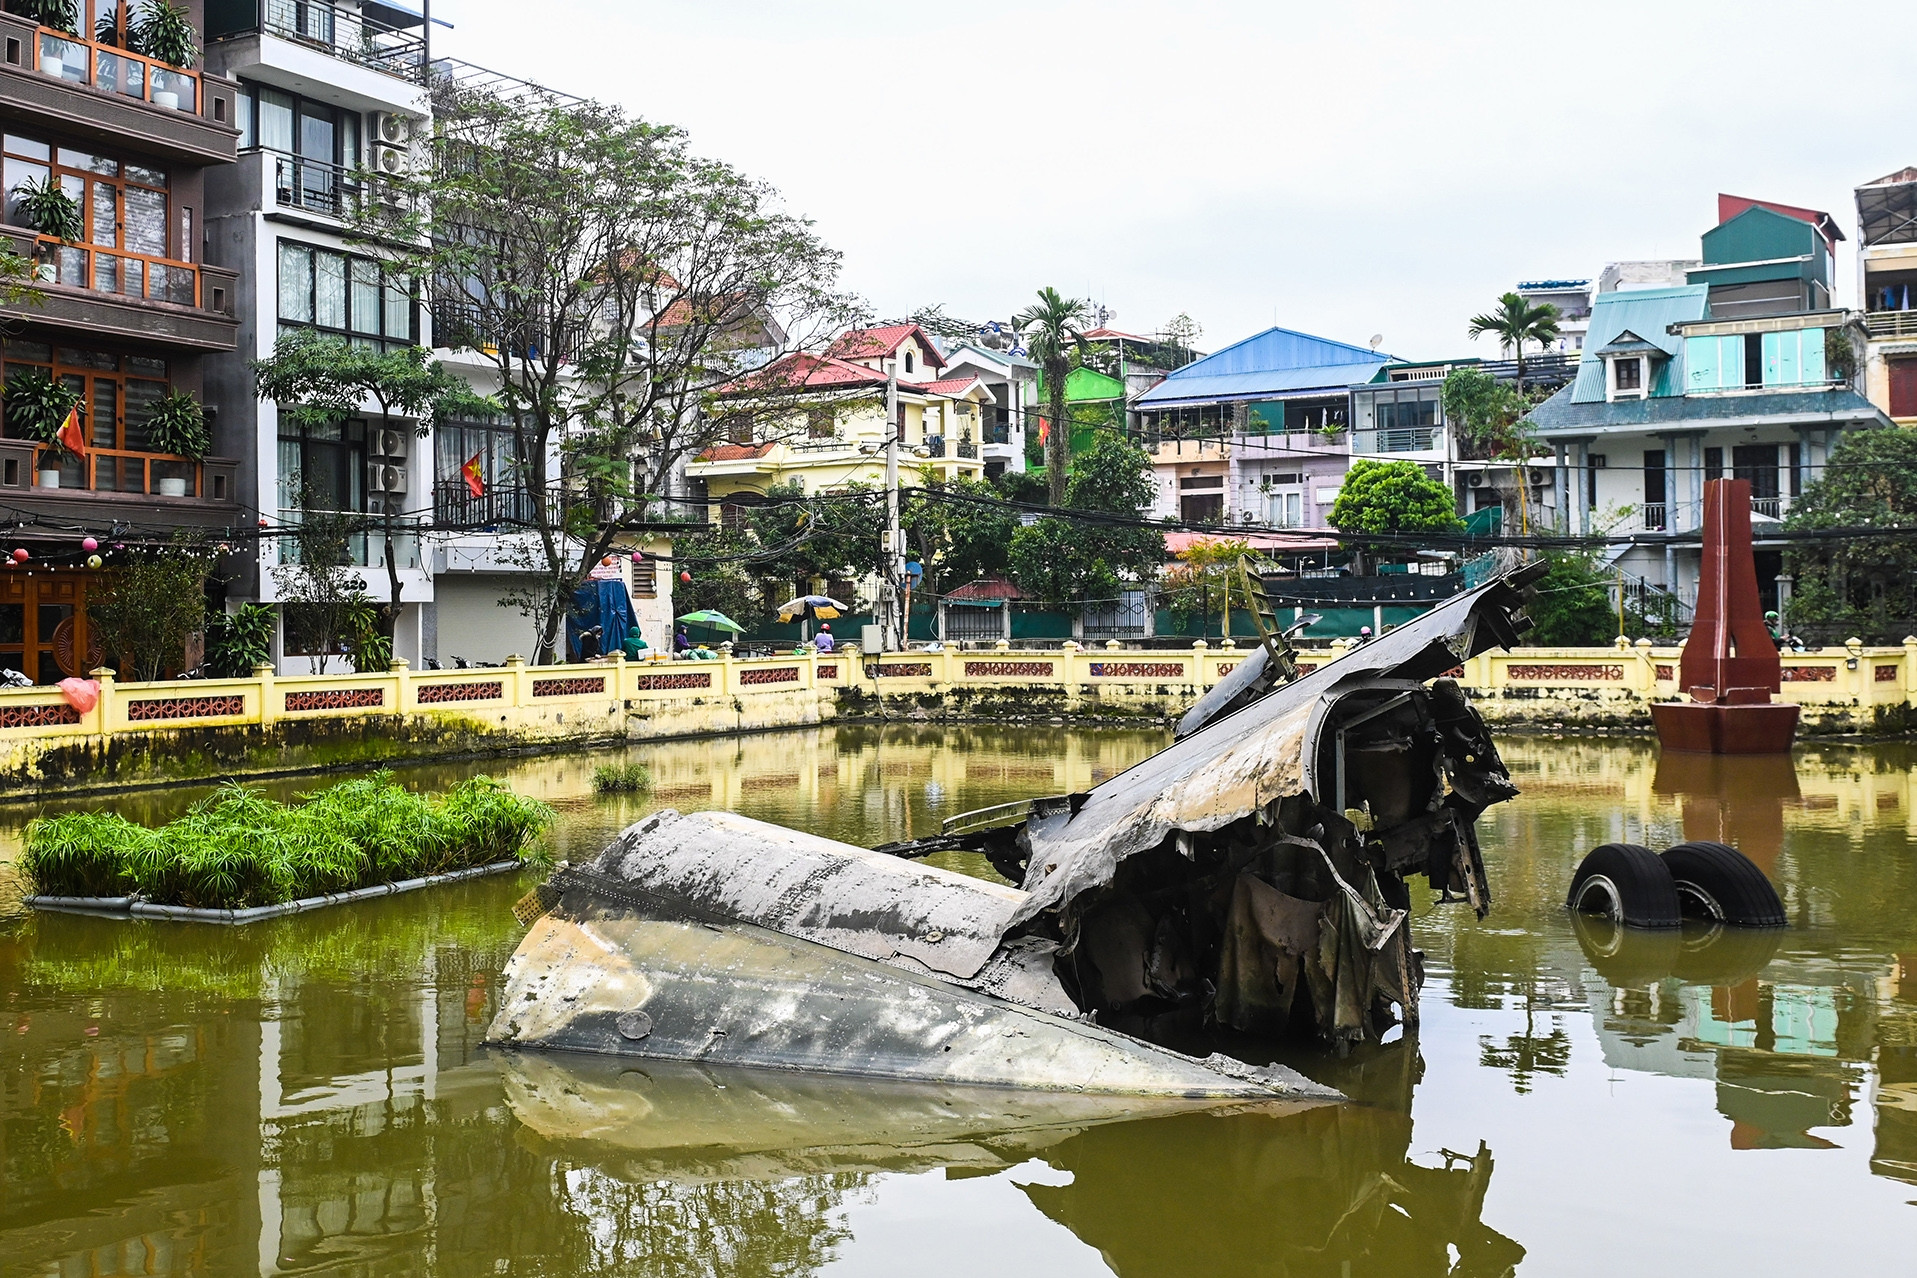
xmin=23 ymin=859 xmax=525 ymax=925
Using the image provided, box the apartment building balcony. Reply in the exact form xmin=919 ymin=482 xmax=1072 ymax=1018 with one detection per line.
xmin=0 ymin=226 xmax=239 ymax=350
xmin=276 ymin=506 xmax=423 ymax=569
xmin=1351 ymin=426 xmax=1442 ymax=456
xmin=207 ymin=0 xmax=427 ymax=87
xmin=251 ymin=147 xmax=414 ymax=228
xmin=0 ymin=437 xmax=239 ymax=515
xmin=0 ymin=12 xmax=240 ymax=165
xmin=1863 ymin=309 xmax=1917 ymax=340
xmin=431 ymin=479 xmax=539 ymax=530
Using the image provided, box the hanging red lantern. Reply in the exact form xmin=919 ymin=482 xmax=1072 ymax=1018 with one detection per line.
xmin=679 ymin=570 xmax=691 ymax=583
xmin=10 ymin=548 xmax=26 ymax=563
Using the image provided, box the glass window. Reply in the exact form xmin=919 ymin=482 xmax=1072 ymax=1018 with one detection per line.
xmin=4 ymin=133 xmax=170 ymax=261
xmin=278 ymin=241 xmax=312 ymax=322
xmin=349 ymin=258 xmax=381 ymax=334
xmin=314 ymin=249 xmax=347 ymax=329
xmin=383 ymin=274 xmax=411 ymax=340
xmin=236 ymin=86 xmax=255 ymax=149
xmin=1615 ymin=358 xmax=1641 ymax=390
xmin=259 ymin=88 xmax=296 ymax=153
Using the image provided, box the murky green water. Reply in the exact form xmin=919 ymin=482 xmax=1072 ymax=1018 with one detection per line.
xmin=2 ymin=727 xmax=1913 ymax=1275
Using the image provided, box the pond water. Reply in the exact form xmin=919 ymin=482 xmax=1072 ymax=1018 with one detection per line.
xmin=1 ymin=726 xmax=1913 ymax=1276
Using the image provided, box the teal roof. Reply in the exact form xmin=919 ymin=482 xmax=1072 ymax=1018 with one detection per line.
xmin=1529 ymin=385 xmax=1889 ymax=435
xmin=1568 ymin=286 xmax=1707 ymax=403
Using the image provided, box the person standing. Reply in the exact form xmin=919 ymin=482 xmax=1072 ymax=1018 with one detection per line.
xmin=814 ymin=624 xmax=836 ymax=653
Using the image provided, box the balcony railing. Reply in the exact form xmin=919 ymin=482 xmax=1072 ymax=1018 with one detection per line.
xmin=6 ymin=440 xmax=221 ymax=500
xmin=432 ymin=479 xmax=538 ymax=530
xmin=1864 ymin=310 xmax=1917 ymax=339
xmin=26 ymin=25 xmax=200 ymax=113
xmin=1640 ymin=502 xmax=1667 ymax=532
xmin=264 ymin=149 xmax=413 ymax=223
xmin=1352 ymin=426 xmax=1440 ymax=455
xmin=208 ymin=0 xmax=427 ymax=82
xmin=22 ymin=233 xmax=199 ymax=307
xmin=431 ymin=297 xmax=583 ymax=362
xmin=1751 ymin=496 xmax=1782 ymax=519
xmin=956 ymin=438 xmax=979 ymax=460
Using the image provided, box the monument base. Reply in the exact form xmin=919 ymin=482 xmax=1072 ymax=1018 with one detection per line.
xmin=1650 ymin=700 xmax=1800 ymax=755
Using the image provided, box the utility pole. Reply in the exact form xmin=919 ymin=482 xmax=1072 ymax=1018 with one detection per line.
xmin=883 ymin=366 xmax=902 ymax=651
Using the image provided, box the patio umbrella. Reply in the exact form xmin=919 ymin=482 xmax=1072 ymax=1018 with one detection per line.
xmin=675 ymin=609 xmax=745 ymax=634
xmin=777 ymin=594 xmax=848 ymax=622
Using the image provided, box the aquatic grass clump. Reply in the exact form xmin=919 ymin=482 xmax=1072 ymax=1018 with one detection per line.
xmin=591 ymin=761 xmax=653 ymax=794
xmin=19 ymin=773 xmax=554 ymax=909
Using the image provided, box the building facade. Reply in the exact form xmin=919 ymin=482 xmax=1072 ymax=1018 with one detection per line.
xmin=0 ymin=0 xmax=243 ymax=682
xmin=1528 ymin=196 xmax=1888 ymax=616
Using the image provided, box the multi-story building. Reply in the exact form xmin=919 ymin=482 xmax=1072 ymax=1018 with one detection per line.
xmin=1134 ymin=326 xmax=1391 ymax=528
xmin=1515 ymin=279 xmax=1592 ymax=352
xmin=1854 ymin=166 xmax=1917 ymax=423
xmin=685 ymin=324 xmax=990 ymax=509
xmin=0 ymin=0 xmax=243 ymax=682
xmin=198 ymin=0 xmax=442 ymax=670
xmin=1527 ymin=197 xmax=1888 ymax=615
xmin=940 ymin=341 xmax=1034 ymax=478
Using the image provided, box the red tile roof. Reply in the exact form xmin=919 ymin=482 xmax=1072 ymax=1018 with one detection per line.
xmin=946 ymin=576 xmax=1020 ymax=601
xmin=729 ymin=351 xmax=889 ymax=394
xmin=827 ymin=323 xmax=948 ymax=370
xmin=916 ymin=375 xmax=985 ymax=397
xmin=1081 ymin=326 xmax=1152 ymax=342
xmin=696 ymin=441 xmax=777 ymax=462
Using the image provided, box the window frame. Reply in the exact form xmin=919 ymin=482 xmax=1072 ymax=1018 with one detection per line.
xmin=276 ymin=238 xmax=417 ymax=352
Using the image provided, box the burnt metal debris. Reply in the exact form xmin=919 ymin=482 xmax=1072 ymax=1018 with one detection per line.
xmin=490 ymin=563 xmax=1544 ymax=1092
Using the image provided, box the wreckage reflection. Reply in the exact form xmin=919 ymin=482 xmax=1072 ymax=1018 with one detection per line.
xmin=497 ymin=1045 xmax=1524 ymax=1278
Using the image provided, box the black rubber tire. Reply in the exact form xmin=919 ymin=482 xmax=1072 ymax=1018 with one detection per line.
xmin=1566 ymin=843 xmax=1681 ymax=928
xmin=1660 ymin=841 xmax=1786 ymax=927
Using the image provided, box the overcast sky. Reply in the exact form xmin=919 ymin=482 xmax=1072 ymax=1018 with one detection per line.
xmin=431 ymin=0 xmax=1917 ymax=360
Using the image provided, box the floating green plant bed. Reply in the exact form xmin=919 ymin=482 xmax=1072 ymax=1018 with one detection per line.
xmin=591 ymin=761 xmax=653 ymax=794
xmin=20 ymin=773 xmax=553 ymax=913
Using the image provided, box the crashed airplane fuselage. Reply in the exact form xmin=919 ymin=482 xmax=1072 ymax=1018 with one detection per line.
xmin=489 ymin=567 xmax=1540 ymax=1094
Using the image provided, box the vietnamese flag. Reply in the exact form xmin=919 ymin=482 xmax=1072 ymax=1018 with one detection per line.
xmin=56 ymin=405 xmax=86 ymax=457
xmin=460 ymin=449 xmax=486 ymax=498
xmin=1036 ymin=416 xmax=1050 ymax=447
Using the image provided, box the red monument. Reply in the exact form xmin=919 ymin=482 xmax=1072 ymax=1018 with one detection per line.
xmin=1650 ymin=478 xmax=1799 ymax=754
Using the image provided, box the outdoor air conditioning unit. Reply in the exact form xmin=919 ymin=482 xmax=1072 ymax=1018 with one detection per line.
xmin=1466 ymin=471 xmax=1485 ymax=487
xmin=1528 ymin=467 xmax=1552 ymax=488
xmin=367 ymin=462 xmax=408 ymax=494
xmin=374 ymin=428 xmax=409 ymax=459
xmin=372 ymin=113 xmax=411 ymax=176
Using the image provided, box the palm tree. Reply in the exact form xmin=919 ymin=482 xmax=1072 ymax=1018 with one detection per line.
xmin=1015 ymin=287 xmax=1091 ymax=507
xmin=1467 ymin=293 xmax=1562 ymax=393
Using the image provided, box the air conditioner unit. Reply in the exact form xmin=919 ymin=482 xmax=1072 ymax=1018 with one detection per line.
xmin=374 ymin=144 xmax=409 ymax=176
xmin=1528 ymin=468 xmax=1552 ymax=487
xmin=375 ymin=428 xmax=408 ymax=459
xmin=367 ymin=462 xmax=407 ymax=493
xmin=1466 ymin=471 xmax=1485 ymax=487
xmin=375 ymin=112 xmax=411 ymax=146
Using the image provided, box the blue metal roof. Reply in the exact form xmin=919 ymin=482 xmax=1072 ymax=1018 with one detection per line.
xmin=1568 ymin=286 xmax=1707 ymax=403
xmin=1136 ymin=326 xmax=1391 ymax=406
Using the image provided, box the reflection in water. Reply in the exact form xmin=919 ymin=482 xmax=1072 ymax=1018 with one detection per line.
xmin=1652 ymin=750 xmax=1801 ymax=875
xmin=3 ymin=727 xmax=1917 ymax=1272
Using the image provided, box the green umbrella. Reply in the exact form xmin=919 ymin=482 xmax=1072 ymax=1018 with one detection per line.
xmin=675 ymin=609 xmax=745 ymax=634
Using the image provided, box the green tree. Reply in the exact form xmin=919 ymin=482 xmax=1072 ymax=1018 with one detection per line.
xmin=357 ymin=78 xmax=857 ymax=663
xmin=1329 ymin=459 xmax=1462 ymax=535
xmin=89 ymin=535 xmax=218 ymax=681
xmin=1441 ymin=366 xmax=1551 ymax=534
xmin=1524 ymin=551 xmax=1619 ymax=645
xmin=1008 ymin=432 xmax=1162 ymax=602
xmin=253 ymin=332 xmax=494 ymax=640
xmin=1161 ymin=536 xmax=1251 ymax=636
xmin=1782 ymin=426 xmax=1917 ymax=644
xmin=1014 ymin=287 xmax=1090 ymax=507
xmin=1467 ymin=292 xmax=1562 ymax=392
xmin=902 ymin=475 xmax=1018 ymax=591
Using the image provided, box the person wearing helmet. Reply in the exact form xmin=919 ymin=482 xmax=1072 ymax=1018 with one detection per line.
xmin=1764 ymin=610 xmax=1781 ymax=639
xmin=1357 ymin=625 xmax=1373 ymax=645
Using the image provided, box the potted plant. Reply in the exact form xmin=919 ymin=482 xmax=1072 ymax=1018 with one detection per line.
xmin=11 ymin=177 xmax=82 ymax=270
xmin=143 ymin=389 xmax=207 ymax=493
xmin=3 ymin=368 xmax=83 ymax=487
xmin=132 ymin=0 xmax=196 ymax=71
xmin=9 ymin=0 xmax=79 ymax=34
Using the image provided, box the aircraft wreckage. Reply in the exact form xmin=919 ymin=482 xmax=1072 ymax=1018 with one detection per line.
xmin=491 ymin=563 xmax=1545 ymax=1099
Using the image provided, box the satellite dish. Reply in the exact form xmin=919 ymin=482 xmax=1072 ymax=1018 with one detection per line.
xmin=1369 ymin=334 xmax=1384 ymax=351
